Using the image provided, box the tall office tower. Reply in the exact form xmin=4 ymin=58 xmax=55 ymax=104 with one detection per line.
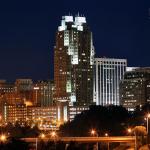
xmin=54 ymin=15 xmax=95 ymax=106
xmin=94 ymin=58 xmax=127 ymax=106
xmin=120 ymin=68 xmax=150 ymax=111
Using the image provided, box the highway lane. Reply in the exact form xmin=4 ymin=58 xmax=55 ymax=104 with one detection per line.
xmin=21 ymin=136 xmax=135 ymax=143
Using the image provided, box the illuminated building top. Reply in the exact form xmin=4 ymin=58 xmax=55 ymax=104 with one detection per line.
xmin=58 ymin=15 xmax=87 ymax=31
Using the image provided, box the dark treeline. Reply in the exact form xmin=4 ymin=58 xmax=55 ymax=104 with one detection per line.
xmin=0 ymin=123 xmax=40 ymax=138
xmin=59 ymin=104 xmax=150 ymax=137
xmin=0 ymin=138 xmax=29 ymax=150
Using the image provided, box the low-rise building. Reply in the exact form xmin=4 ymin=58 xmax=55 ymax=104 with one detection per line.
xmin=27 ymin=106 xmax=58 ymax=130
xmin=32 ymin=80 xmax=54 ymax=106
xmin=3 ymin=103 xmax=89 ymax=130
xmin=3 ymin=104 xmax=27 ymax=125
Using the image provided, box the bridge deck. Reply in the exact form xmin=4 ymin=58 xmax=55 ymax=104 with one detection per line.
xmin=21 ymin=136 xmax=135 ymax=143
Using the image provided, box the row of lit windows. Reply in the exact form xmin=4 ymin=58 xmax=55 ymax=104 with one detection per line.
xmin=95 ymin=61 xmax=126 ymax=64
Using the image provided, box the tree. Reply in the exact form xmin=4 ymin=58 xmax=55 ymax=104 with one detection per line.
xmin=132 ymin=126 xmax=147 ymax=147
xmin=59 ymin=105 xmax=130 ymax=137
xmin=1 ymin=138 xmax=29 ymax=150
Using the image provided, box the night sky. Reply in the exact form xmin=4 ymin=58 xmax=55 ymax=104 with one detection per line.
xmin=0 ymin=0 xmax=150 ymax=81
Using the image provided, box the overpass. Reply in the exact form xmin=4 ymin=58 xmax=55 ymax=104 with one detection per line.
xmin=21 ymin=136 xmax=135 ymax=143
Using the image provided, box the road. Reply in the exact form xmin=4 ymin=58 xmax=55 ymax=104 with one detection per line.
xmin=21 ymin=136 xmax=135 ymax=143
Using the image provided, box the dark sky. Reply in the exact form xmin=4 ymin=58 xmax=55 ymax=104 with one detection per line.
xmin=0 ymin=0 xmax=150 ymax=81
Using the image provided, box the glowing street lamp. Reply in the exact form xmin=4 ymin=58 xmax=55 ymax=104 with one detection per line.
xmin=127 ymin=128 xmax=137 ymax=150
xmin=90 ymin=129 xmax=98 ymax=150
xmin=0 ymin=134 xmax=6 ymax=142
xmin=105 ymin=133 xmax=108 ymax=137
xmin=51 ymin=131 xmax=57 ymax=150
xmin=147 ymin=114 xmax=150 ymax=118
xmin=105 ymin=133 xmax=109 ymax=150
xmin=40 ymin=133 xmax=45 ymax=139
xmin=146 ymin=113 xmax=150 ymax=135
xmin=91 ymin=129 xmax=96 ymax=136
xmin=51 ymin=131 xmax=56 ymax=138
xmin=127 ymin=128 xmax=132 ymax=134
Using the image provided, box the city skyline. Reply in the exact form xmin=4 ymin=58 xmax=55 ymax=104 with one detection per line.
xmin=0 ymin=0 xmax=150 ymax=81
xmin=0 ymin=2 xmax=150 ymax=148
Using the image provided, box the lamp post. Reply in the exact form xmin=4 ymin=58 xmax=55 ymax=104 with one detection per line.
xmin=146 ymin=114 xmax=150 ymax=135
xmin=127 ymin=128 xmax=132 ymax=134
xmin=51 ymin=131 xmax=56 ymax=138
xmin=105 ymin=133 xmax=109 ymax=150
xmin=127 ymin=128 xmax=137 ymax=150
xmin=0 ymin=134 xmax=6 ymax=142
xmin=91 ymin=129 xmax=98 ymax=150
xmin=51 ymin=131 xmax=57 ymax=150
xmin=35 ymin=138 xmax=38 ymax=150
xmin=36 ymin=133 xmax=46 ymax=150
xmin=134 ymin=131 xmax=137 ymax=150
xmin=146 ymin=113 xmax=150 ymax=144
xmin=40 ymin=133 xmax=45 ymax=139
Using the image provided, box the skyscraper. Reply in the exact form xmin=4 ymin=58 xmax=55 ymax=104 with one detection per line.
xmin=94 ymin=58 xmax=127 ymax=106
xmin=54 ymin=15 xmax=95 ymax=106
xmin=120 ymin=67 xmax=150 ymax=111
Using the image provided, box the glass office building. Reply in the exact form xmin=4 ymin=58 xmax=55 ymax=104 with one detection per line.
xmin=120 ymin=67 xmax=150 ymax=111
xmin=94 ymin=58 xmax=127 ymax=106
xmin=54 ymin=15 xmax=95 ymax=106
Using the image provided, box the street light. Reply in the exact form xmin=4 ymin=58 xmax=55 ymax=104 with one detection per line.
xmin=127 ymin=128 xmax=132 ymax=134
xmin=37 ymin=133 xmax=46 ymax=150
xmin=35 ymin=137 xmax=38 ymax=150
xmin=105 ymin=133 xmax=108 ymax=137
xmin=90 ymin=129 xmax=98 ymax=150
xmin=91 ymin=129 xmax=98 ymax=137
xmin=40 ymin=133 xmax=45 ymax=139
xmin=146 ymin=113 xmax=150 ymax=135
xmin=51 ymin=131 xmax=56 ymax=138
xmin=105 ymin=133 xmax=109 ymax=150
xmin=91 ymin=129 xmax=96 ymax=135
xmin=51 ymin=131 xmax=57 ymax=150
xmin=127 ymin=128 xmax=137 ymax=150
xmin=0 ymin=134 xmax=6 ymax=142
xmin=145 ymin=113 xmax=150 ymax=145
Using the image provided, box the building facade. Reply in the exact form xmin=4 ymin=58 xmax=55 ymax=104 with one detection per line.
xmin=94 ymin=58 xmax=127 ymax=106
xmin=54 ymin=15 xmax=95 ymax=106
xmin=15 ymin=79 xmax=33 ymax=103
xmin=3 ymin=104 xmax=27 ymax=125
xmin=69 ymin=105 xmax=89 ymax=121
xmin=27 ymin=106 xmax=58 ymax=130
xmin=3 ymin=103 xmax=89 ymax=130
xmin=32 ymin=80 xmax=54 ymax=106
xmin=0 ymin=80 xmax=20 ymax=118
xmin=120 ymin=68 xmax=150 ymax=111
